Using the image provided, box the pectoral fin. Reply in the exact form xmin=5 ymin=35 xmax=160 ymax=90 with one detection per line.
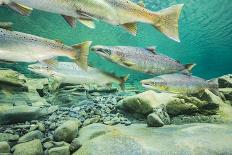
xmin=121 ymin=23 xmax=137 ymax=36
xmin=122 ymin=60 xmax=136 ymax=67
xmin=8 ymin=2 xmax=33 ymax=16
xmin=42 ymin=58 xmax=59 ymax=69
xmin=62 ymin=15 xmax=77 ymax=28
xmin=78 ymin=19 xmax=95 ymax=29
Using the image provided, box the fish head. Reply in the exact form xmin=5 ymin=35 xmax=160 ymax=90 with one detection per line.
xmin=92 ymin=45 xmax=126 ymax=64
xmin=28 ymin=63 xmax=54 ymax=76
xmin=141 ymin=77 xmax=168 ymax=92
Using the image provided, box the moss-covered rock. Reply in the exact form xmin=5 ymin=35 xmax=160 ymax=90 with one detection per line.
xmin=13 ymin=139 xmax=43 ymax=155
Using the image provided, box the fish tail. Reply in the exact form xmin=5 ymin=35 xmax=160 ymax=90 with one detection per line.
xmin=71 ymin=41 xmax=92 ymax=71
xmin=184 ymin=64 xmax=197 ymax=72
xmin=119 ymin=74 xmax=130 ymax=90
xmin=208 ymin=78 xmax=220 ymax=96
xmin=153 ymin=4 xmax=184 ymax=42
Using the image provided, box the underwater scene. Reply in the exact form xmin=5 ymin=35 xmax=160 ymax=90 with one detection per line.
xmin=0 ymin=0 xmax=232 ymax=154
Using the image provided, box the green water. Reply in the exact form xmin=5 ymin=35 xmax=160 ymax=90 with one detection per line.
xmin=0 ymin=0 xmax=232 ymax=81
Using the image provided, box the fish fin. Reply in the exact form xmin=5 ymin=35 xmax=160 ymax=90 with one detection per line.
xmin=122 ymin=60 xmax=136 ymax=67
xmin=7 ymin=2 xmax=33 ymax=16
xmin=208 ymin=78 xmax=219 ymax=96
xmin=42 ymin=58 xmax=59 ymax=69
xmin=121 ymin=23 xmax=137 ymax=36
xmin=54 ymin=39 xmax=63 ymax=44
xmin=71 ymin=41 xmax=92 ymax=71
xmin=119 ymin=75 xmax=130 ymax=91
xmin=78 ymin=19 xmax=95 ymax=29
xmin=0 ymin=22 xmax=13 ymax=30
xmin=146 ymin=46 xmax=157 ymax=54
xmin=184 ymin=63 xmax=196 ymax=72
xmin=153 ymin=4 xmax=184 ymax=42
xmin=62 ymin=15 xmax=77 ymax=28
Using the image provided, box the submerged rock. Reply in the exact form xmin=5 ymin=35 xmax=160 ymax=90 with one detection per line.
xmin=74 ymin=123 xmax=232 ymax=155
xmin=218 ymin=74 xmax=232 ymax=88
xmin=69 ymin=138 xmax=82 ymax=152
xmin=54 ymin=120 xmax=80 ymax=143
xmin=0 ymin=141 xmax=10 ymax=153
xmin=118 ymin=90 xmax=176 ymax=115
xmin=147 ymin=113 xmax=164 ymax=127
xmin=0 ymin=133 xmax=19 ymax=142
xmin=13 ymin=139 xmax=43 ymax=155
xmin=18 ymin=130 xmax=43 ymax=143
xmin=0 ymin=106 xmax=41 ymax=125
xmin=48 ymin=146 xmax=70 ymax=155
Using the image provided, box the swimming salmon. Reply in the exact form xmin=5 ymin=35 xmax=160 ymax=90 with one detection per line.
xmin=92 ymin=45 xmax=195 ymax=75
xmin=0 ymin=0 xmax=184 ymax=41
xmin=0 ymin=28 xmax=92 ymax=70
xmin=28 ymin=62 xmax=129 ymax=89
xmin=141 ymin=73 xmax=219 ymax=94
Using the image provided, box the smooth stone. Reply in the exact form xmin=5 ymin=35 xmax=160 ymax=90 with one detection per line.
xmin=0 ymin=133 xmax=19 ymax=142
xmin=118 ymin=90 xmax=176 ymax=115
xmin=48 ymin=146 xmax=70 ymax=155
xmin=69 ymin=138 xmax=82 ymax=152
xmin=18 ymin=130 xmax=43 ymax=143
xmin=74 ymin=123 xmax=232 ymax=155
xmin=0 ymin=106 xmax=41 ymax=125
xmin=13 ymin=139 xmax=43 ymax=155
xmin=54 ymin=120 xmax=80 ymax=143
xmin=147 ymin=113 xmax=164 ymax=127
xmin=0 ymin=142 xmax=10 ymax=153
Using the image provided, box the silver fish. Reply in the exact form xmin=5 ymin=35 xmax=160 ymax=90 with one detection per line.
xmin=1 ymin=0 xmax=184 ymax=41
xmin=92 ymin=45 xmax=195 ymax=75
xmin=141 ymin=73 xmax=218 ymax=94
xmin=28 ymin=62 xmax=129 ymax=89
xmin=0 ymin=28 xmax=92 ymax=70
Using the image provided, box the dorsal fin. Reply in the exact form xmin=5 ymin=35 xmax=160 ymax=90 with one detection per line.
xmin=146 ymin=46 xmax=157 ymax=54
xmin=7 ymin=2 xmax=33 ymax=16
xmin=121 ymin=23 xmax=137 ymax=36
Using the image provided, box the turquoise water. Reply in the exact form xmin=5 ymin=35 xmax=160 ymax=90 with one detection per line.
xmin=0 ymin=0 xmax=232 ymax=81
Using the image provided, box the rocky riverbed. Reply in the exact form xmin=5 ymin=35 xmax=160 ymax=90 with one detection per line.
xmin=0 ymin=69 xmax=232 ymax=155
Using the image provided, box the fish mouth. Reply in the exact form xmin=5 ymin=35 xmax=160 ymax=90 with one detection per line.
xmin=91 ymin=46 xmax=111 ymax=58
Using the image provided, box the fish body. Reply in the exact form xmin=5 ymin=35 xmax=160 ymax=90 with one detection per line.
xmin=92 ymin=45 xmax=195 ymax=75
xmin=0 ymin=28 xmax=91 ymax=70
xmin=141 ymin=73 xmax=218 ymax=94
xmin=28 ymin=62 xmax=128 ymax=88
xmin=0 ymin=22 xmax=13 ymax=30
xmin=2 ymin=0 xmax=184 ymax=41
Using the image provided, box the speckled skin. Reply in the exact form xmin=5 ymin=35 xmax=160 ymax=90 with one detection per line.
xmin=5 ymin=0 xmax=156 ymax=25
xmin=141 ymin=73 xmax=218 ymax=94
xmin=93 ymin=46 xmax=186 ymax=75
xmin=28 ymin=62 xmax=122 ymax=85
xmin=0 ymin=28 xmax=75 ymax=63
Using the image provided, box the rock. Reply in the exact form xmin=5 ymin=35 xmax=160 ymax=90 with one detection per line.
xmin=218 ymin=74 xmax=232 ymax=88
xmin=219 ymin=88 xmax=232 ymax=101
xmin=0 ymin=133 xmax=19 ymax=142
xmin=83 ymin=116 xmax=100 ymax=127
xmin=69 ymin=138 xmax=82 ymax=152
xmin=166 ymin=98 xmax=198 ymax=116
xmin=43 ymin=141 xmax=69 ymax=150
xmin=73 ymin=123 xmax=232 ymax=155
xmin=118 ymin=91 xmax=176 ymax=115
xmin=0 ymin=142 xmax=10 ymax=153
xmin=0 ymin=106 xmax=41 ymax=125
xmin=39 ymin=106 xmax=59 ymax=116
xmin=13 ymin=139 xmax=43 ymax=155
xmin=202 ymin=89 xmax=224 ymax=105
xmin=18 ymin=130 xmax=43 ymax=143
xmin=147 ymin=113 xmax=164 ymax=127
xmin=54 ymin=120 xmax=80 ymax=143
xmin=153 ymin=104 xmax=170 ymax=125
xmin=48 ymin=146 xmax=70 ymax=155
xmin=0 ymin=69 xmax=28 ymax=91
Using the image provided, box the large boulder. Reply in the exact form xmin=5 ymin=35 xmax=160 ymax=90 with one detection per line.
xmin=118 ymin=91 xmax=176 ymax=115
xmin=54 ymin=120 xmax=80 ymax=143
xmin=13 ymin=139 xmax=43 ymax=155
xmin=73 ymin=123 xmax=232 ymax=155
xmin=48 ymin=146 xmax=70 ymax=155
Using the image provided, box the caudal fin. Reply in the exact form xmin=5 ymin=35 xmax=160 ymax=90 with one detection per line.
xmin=71 ymin=41 xmax=92 ymax=71
xmin=119 ymin=74 xmax=130 ymax=90
xmin=153 ymin=4 xmax=184 ymax=42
